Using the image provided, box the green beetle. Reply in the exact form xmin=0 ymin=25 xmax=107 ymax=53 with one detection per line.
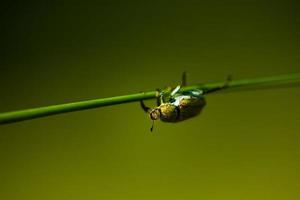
xmin=140 ymin=72 xmax=231 ymax=131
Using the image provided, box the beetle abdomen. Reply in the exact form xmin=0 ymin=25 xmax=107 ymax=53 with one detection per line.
xmin=160 ymin=93 xmax=206 ymax=123
xmin=177 ymin=96 xmax=206 ymax=121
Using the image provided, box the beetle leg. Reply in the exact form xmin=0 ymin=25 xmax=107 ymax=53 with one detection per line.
xmin=156 ymin=89 xmax=162 ymax=106
xmin=159 ymin=86 xmax=174 ymax=104
xmin=224 ymin=75 xmax=232 ymax=87
xmin=203 ymin=75 xmax=232 ymax=94
xmin=159 ymin=91 xmax=165 ymax=104
xmin=170 ymin=85 xmax=181 ymax=97
xmin=182 ymin=71 xmax=187 ymax=86
xmin=140 ymin=100 xmax=151 ymax=113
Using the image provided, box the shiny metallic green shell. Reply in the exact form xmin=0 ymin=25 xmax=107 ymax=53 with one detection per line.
xmin=159 ymin=90 xmax=206 ymax=122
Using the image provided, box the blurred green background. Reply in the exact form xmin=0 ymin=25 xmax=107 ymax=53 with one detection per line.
xmin=1 ymin=1 xmax=300 ymax=199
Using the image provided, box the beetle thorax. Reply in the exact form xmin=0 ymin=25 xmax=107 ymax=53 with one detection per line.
xmin=158 ymin=103 xmax=179 ymax=122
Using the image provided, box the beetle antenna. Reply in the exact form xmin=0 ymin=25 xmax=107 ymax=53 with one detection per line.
xmin=150 ymin=120 xmax=155 ymax=132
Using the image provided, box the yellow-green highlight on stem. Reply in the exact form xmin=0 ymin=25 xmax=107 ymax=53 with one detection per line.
xmin=1 ymin=73 xmax=300 ymax=125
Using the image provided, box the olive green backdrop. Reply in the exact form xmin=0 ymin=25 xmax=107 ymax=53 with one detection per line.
xmin=1 ymin=1 xmax=300 ymax=199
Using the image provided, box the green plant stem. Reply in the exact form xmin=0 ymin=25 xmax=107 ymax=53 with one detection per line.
xmin=1 ymin=73 xmax=300 ymax=125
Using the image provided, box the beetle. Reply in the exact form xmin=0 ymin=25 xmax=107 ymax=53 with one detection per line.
xmin=140 ymin=72 xmax=231 ymax=131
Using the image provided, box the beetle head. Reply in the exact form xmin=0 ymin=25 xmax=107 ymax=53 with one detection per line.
xmin=149 ymin=108 xmax=161 ymax=132
xmin=149 ymin=108 xmax=160 ymax=120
